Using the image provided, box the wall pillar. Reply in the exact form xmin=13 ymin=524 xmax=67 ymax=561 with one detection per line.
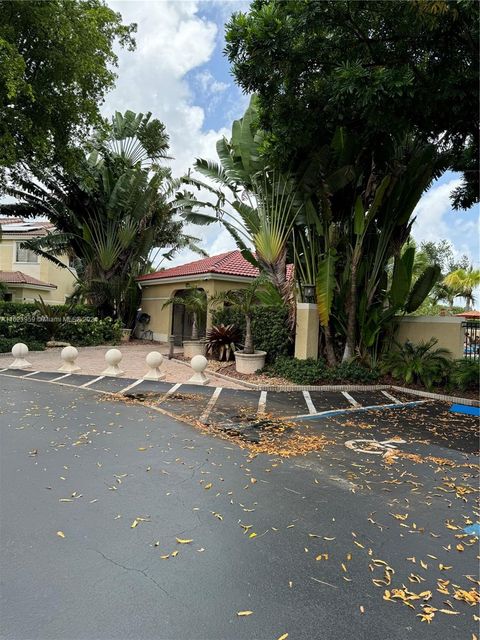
xmin=294 ymin=303 xmax=319 ymax=360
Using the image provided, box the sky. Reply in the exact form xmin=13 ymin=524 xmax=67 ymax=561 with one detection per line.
xmin=104 ymin=0 xmax=479 ymax=271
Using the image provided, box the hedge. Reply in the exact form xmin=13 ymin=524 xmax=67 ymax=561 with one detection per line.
xmin=0 ymin=301 xmax=95 ymax=317
xmin=262 ymin=356 xmax=380 ymax=385
xmin=212 ymin=306 xmax=292 ymax=363
xmin=0 ymin=305 xmax=122 ymax=350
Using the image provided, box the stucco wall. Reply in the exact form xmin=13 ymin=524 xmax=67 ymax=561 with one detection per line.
xmin=139 ymin=277 xmax=251 ymax=342
xmin=395 ymin=316 xmax=464 ymax=359
xmin=0 ymin=238 xmax=76 ymax=304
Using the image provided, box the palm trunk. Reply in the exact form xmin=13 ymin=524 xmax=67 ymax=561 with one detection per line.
xmin=324 ymin=323 xmax=337 ymax=367
xmin=342 ymin=261 xmax=358 ymax=363
xmin=244 ymin=315 xmax=254 ymax=354
xmin=191 ymin=312 xmax=198 ymax=340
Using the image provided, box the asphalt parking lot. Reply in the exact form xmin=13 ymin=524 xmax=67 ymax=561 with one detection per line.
xmin=0 ymin=375 xmax=478 ymax=640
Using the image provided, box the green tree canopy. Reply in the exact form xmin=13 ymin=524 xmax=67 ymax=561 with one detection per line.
xmin=0 ymin=0 xmax=135 ymax=181
xmin=225 ymin=0 xmax=479 ymax=209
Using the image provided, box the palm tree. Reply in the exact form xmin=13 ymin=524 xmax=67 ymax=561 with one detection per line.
xmin=162 ymin=286 xmax=208 ymax=341
xmin=0 ymin=111 xmax=204 ymax=326
xmin=178 ymin=98 xmax=301 ymax=317
xmin=443 ymin=267 xmax=480 ymax=310
xmin=211 ymin=279 xmax=264 ymax=354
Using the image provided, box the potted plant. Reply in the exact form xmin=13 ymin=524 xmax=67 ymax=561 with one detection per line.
xmin=33 ymin=296 xmax=72 ymax=347
xmin=163 ymin=285 xmax=208 ymax=358
xmin=205 ymin=323 xmax=241 ymax=361
xmin=212 ymin=280 xmax=267 ymax=374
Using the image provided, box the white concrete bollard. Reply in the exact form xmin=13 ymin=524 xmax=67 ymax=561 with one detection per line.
xmin=143 ymin=351 xmax=165 ymax=381
xmin=58 ymin=346 xmax=80 ymax=373
xmin=101 ymin=348 xmax=124 ymax=377
xmin=188 ymin=354 xmax=210 ymax=386
xmin=9 ymin=343 xmax=32 ymax=370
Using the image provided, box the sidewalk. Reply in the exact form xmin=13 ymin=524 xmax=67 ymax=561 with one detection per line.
xmin=0 ymin=342 xmax=243 ymax=389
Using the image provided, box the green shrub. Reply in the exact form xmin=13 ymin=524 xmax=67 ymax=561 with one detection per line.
xmin=0 ymin=337 xmax=46 ymax=353
xmin=262 ymin=356 xmax=379 ymax=385
xmin=57 ymin=317 xmax=122 ymax=346
xmin=213 ymin=306 xmax=291 ymax=363
xmin=381 ymin=338 xmax=452 ymax=390
xmin=449 ymin=359 xmax=479 ymax=391
xmin=0 ymin=301 xmax=95 ymax=317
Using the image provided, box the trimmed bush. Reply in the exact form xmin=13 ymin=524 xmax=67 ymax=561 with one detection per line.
xmin=212 ymin=306 xmax=291 ymax=363
xmin=0 ymin=304 xmax=122 ymax=348
xmin=262 ymin=356 xmax=379 ymax=385
xmin=0 ymin=337 xmax=46 ymax=353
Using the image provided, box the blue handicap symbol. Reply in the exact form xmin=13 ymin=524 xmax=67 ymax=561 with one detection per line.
xmin=463 ymin=523 xmax=480 ymax=536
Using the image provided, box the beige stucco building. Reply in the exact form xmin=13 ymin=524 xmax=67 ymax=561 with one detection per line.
xmin=0 ymin=218 xmax=76 ymax=304
xmin=137 ymin=251 xmax=258 ymax=343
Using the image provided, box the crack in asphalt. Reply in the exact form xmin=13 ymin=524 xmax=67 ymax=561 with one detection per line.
xmin=90 ymin=549 xmax=187 ymax=608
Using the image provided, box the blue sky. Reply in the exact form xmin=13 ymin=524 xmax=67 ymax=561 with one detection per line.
xmin=105 ymin=1 xmax=478 ymax=271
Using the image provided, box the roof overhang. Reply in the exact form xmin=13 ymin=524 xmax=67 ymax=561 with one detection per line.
xmin=137 ymin=272 xmax=255 ymax=287
xmin=4 ymin=282 xmax=57 ymax=290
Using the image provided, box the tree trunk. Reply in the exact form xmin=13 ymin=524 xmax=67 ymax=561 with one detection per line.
xmin=191 ymin=312 xmax=198 ymax=340
xmin=342 ymin=261 xmax=358 ymax=363
xmin=244 ymin=315 xmax=254 ymax=354
xmin=324 ymin=323 xmax=337 ymax=367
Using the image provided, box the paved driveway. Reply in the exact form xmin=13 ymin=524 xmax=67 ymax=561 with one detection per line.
xmin=0 ymin=376 xmax=478 ymax=640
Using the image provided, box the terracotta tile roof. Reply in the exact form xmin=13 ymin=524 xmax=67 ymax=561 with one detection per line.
xmin=137 ymin=250 xmax=261 ymax=282
xmin=0 ymin=271 xmax=57 ymax=289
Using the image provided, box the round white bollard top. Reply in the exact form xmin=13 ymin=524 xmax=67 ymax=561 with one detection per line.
xmin=12 ymin=343 xmax=28 ymax=358
xmin=191 ymin=354 xmax=207 ymax=373
xmin=146 ymin=351 xmax=163 ymax=368
xmin=105 ymin=348 xmax=122 ymax=365
xmin=61 ymin=346 xmax=78 ymax=362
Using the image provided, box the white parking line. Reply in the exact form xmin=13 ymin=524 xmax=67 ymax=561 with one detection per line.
xmin=200 ymin=387 xmax=222 ymax=422
xmin=50 ymin=373 xmax=72 ymax=383
xmin=157 ymin=382 xmax=182 ymax=404
xmin=257 ymin=390 xmax=267 ymax=415
xmin=22 ymin=371 xmax=39 ymax=378
xmin=0 ymin=368 xmax=8 ymax=373
xmin=119 ymin=379 xmax=144 ymax=394
xmin=341 ymin=391 xmax=361 ymax=407
xmin=381 ymin=390 xmax=401 ymax=404
xmin=80 ymin=375 xmax=104 ymax=388
xmin=302 ymin=390 xmax=317 ymax=414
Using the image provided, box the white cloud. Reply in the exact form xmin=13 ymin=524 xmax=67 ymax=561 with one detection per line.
xmin=196 ymin=70 xmax=228 ymax=94
xmin=411 ymin=178 xmax=462 ymax=246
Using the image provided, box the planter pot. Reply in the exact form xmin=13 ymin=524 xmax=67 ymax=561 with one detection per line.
xmin=183 ymin=339 xmax=206 ymax=359
xmin=234 ymin=350 xmax=267 ymax=375
xmin=121 ymin=329 xmax=132 ymax=343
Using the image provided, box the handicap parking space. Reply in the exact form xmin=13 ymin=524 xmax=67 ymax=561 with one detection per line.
xmin=264 ymin=390 xmax=309 ymax=417
xmin=307 ymin=391 xmax=352 ymax=413
xmin=158 ymin=384 xmax=213 ymax=419
xmin=206 ymin=388 xmax=261 ymax=425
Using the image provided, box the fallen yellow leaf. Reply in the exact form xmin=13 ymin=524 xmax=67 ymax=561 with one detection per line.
xmin=204 ymin=483 xmax=212 ymax=490
xmin=56 ymin=531 xmax=65 ymax=538
xmin=176 ymin=538 xmax=193 ymax=544
xmin=237 ymin=611 xmax=253 ymax=617
xmin=277 ymin=634 xmax=289 ymax=640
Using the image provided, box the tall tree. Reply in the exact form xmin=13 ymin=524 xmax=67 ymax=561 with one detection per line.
xmin=225 ymin=0 xmax=479 ymax=210
xmin=0 ymin=111 xmax=204 ymax=326
xmin=0 ymin=0 xmax=135 ymax=183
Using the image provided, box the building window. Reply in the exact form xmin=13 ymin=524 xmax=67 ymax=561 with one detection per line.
xmin=3 ymin=292 xmax=12 ymax=302
xmin=16 ymin=243 xmax=39 ymax=263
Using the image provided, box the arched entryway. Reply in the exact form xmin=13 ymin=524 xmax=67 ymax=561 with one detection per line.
xmin=171 ymin=288 xmax=207 ymax=346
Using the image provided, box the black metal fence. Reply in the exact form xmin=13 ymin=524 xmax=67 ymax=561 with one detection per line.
xmin=462 ymin=321 xmax=480 ymax=360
